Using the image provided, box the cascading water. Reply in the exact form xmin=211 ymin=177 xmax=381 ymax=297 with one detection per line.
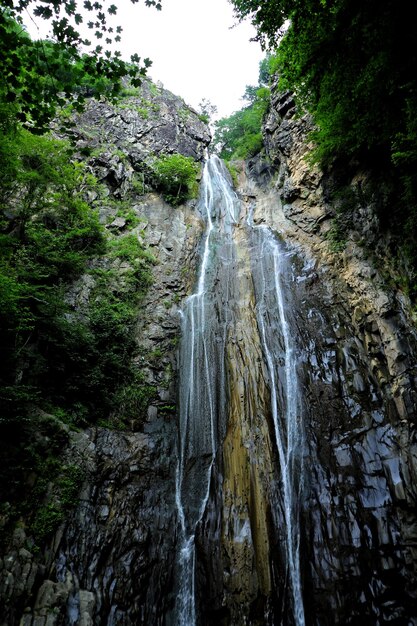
xmin=174 ymin=155 xmax=240 ymax=625
xmin=4 ymin=89 xmax=417 ymax=626
xmin=250 ymin=226 xmax=305 ymax=626
xmin=174 ymin=155 xmax=305 ymax=625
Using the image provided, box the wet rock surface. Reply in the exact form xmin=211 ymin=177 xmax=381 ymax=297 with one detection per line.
xmin=1 ymin=427 xmax=176 ymax=626
xmin=0 ymin=86 xmax=207 ymax=626
xmin=240 ymin=92 xmax=417 ymax=623
xmin=2 ymin=82 xmax=417 ymax=626
xmin=294 ymin=257 xmax=417 ymax=624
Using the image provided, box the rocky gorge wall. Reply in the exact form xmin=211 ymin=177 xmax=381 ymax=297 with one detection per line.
xmin=238 ymin=90 xmax=417 ymax=623
xmin=0 ymin=82 xmax=210 ymax=626
xmin=1 ymin=78 xmax=417 ymax=626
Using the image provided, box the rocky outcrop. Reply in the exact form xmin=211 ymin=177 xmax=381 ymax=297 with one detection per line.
xmin=68 ymin=78 xmax=210 ymax=168
xmin=0 ymin=187 xmax=203 ymax=624
xmin=2 ymin=76 xmax=417 ymax=626
xmin=0 ymin=86 xmax=208 ymax=626
xmin=239 ymin=90 xmax=417 ymax=623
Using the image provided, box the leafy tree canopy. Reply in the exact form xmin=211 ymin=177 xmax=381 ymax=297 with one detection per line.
xmin=0 ymin=0 xmax=162 ymax=130
xmin=197 ymin=98 xmax=217 ymax=124
xmin=231 ymin=0 xmax=417 ymax=167
xmin=230 ymin=0 xmax=289 ymax=48
xmin=213 ymin=57 xmax=270 ymax=160
xmin=231 ymin=0 xmax=417 ymax=296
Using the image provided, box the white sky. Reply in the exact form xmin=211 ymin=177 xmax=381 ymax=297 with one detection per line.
xmin=25 ymin=0 xmax=264 ymax=120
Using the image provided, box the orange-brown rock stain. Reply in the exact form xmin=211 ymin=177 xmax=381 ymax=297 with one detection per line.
xmin=221 ymin=226 xmax=276 ymax=614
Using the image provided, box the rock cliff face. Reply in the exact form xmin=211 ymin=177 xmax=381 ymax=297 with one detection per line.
xmin=70 ymin=79 xmax=209 ymax=163
xmin=1 ymin=81 xmax=417 ymax=626
xmin=0 ymin=83 xmax=209 ymax=626
xmin=239 ymin=89 xmax=417 ymax=623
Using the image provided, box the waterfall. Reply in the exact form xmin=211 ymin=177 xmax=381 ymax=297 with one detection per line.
xmin=251 ymin=226 xmax=305 ymax=626
xmin=175 ymin=156 xmax=305 ymax=625
xmin=174 ymin=155 xmax=240 ymax=625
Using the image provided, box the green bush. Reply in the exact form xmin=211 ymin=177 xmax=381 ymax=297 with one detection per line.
xmin=29 ymin=463 xmax=85 ymax=543
xmin=213 ymin=78 xmax=270 ymax=160
xmin=0 ymin=128 xmax=157 ymax=537
xmin=0 ymin=117 xmax=158 ymax=427
xmin=152 ymin=153 xmax=199 ymax=206
xmin=31 ymin=504 xmax=65 ymax=543
xmin=225 ymin=162 xmax=239 ymax=188
xmin=0 ymin=128 xmax=104 ymax=424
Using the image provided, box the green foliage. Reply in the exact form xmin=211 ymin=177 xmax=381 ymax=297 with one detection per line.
xmin=117 ymin=92 xmax=161 ymax=118
xmin=0 ymin=126 xmax=157 ymax=543
xmin=225 ymin=161 xmax=239 ymax=188
xmin=325 ymin=225 xmax=347 ymax=253
xmin=0 ymin=3 xmax=160 ymax=131
xmin=197 ymin=98 xmax=217 ymax=124
xmin=231 ymin=0 xmax=417 ymax=300
xmin=0 ymin=125 xmax=155 ymax=430
xmin=158 ymin=404 xmax=176 ymax=414
xmin=131 ymin=172 xmax=149 ymax=196
xmin=31 ymin=504 xmax=65 ymax=543
xmin=213 ymin=60 xmax=270 ymax=160
xmin=59 ymin=465 xmax=84 ymax=507
xmin=152 ymin=153 xmax=199 ymax=206
xmin=232 ymin=0 xmax=417 ymax=171
xmin=198 ymin=113 xmax=210 ymax=124
xmin=0 ymin=404 xmax=86 ymax=546
xmin=39 ymin=233 xmax=156 ymax=426
xmin=115 ymin=204 xmax=141 ymax=228
xmin=0 ymin=128 xmax=104 ymax=422
xmin=120 ymin=86 xmax=141 ymax=97
xmin=30 ymin=463 xmax=84 ymax=543
xmin=111 ymin=374 xmax=156 ymax=426
xmin=0 ymin=5 xmax=165 ymax=544
xmin=230 ymin=0 xmax=290 ymax=49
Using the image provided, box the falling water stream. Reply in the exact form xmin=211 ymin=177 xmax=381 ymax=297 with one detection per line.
xmin=251 ymin=226 xmax=305 ymax=626
xmin=174 ymin=156 xmax=305 ymax=625
xmin=175 ymin=155 xmax=240 ymax=624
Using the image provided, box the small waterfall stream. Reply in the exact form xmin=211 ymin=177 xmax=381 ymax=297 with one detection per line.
xmin=251 ymin=227 xmax=305 ymax=626
xmin=174 ymin=155 xmax=305 ymax=625
xmin=175 ymin=156 xmax=240 ymax=624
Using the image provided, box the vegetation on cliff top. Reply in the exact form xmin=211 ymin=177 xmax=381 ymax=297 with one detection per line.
xmin=0 ymin=1 xmax=159 ymax=130
xmin=213 ymin=56 xmax=271 ymax=160
xmin=231 ymin=0 xmax=417 ymax=299
xmin=229 ymin=0 xmax=417 ymax=182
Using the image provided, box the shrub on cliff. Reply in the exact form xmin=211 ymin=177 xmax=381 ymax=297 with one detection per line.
xmin=152 ymin=153 xmax=199 ymax=206
xmin=213 ymin=59 xmax=271 ymax=161
xmin=0 ymin=128 xmax=155 ymax=429
xmin=0 ymin=129 xmax=102 ymax=422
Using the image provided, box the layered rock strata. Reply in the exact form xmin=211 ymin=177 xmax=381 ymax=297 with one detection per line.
xmin=237 ymin=89 xmax=417 ymax=623
xmin=0 ymin=85 xmax=209 ymax=626
xmin=2 ymin=80 xmax=417 ymax=626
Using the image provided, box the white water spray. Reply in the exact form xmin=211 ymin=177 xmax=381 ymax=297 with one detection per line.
xmin=254 ymin=226 xmax=305 ymax=626
xmin=174 ymin=156 xmax=239 ymax=625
